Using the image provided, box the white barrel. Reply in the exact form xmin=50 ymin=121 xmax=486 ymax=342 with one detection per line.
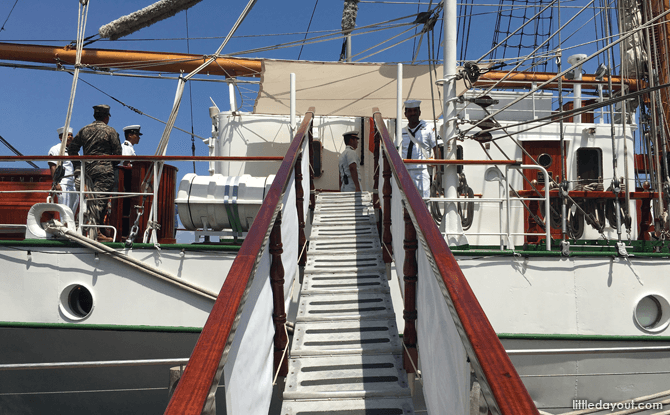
xmin=175 ymin=174 xmax=275 ymax=232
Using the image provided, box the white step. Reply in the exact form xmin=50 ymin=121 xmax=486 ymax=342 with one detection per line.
xmin=305 ymin=252 xmax=385 ymax=274
xmin=296 ymin=293 xmax=395 ymax=322
xmin=308 ymin=238 xmax=382 ymax=256
xmin=283 ymin=354 xmax=410 ymax=400
xmin=310 ymin=224 xmax=378 ymax=240
xmin=302 ymin=270 xmax=389 ymax=295
xmin=291 ymin=319 xmax=402 ymax=357
xmin=281 ymin=397 xmax=415 ymax=414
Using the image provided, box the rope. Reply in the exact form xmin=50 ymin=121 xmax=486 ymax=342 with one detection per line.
xmin=0 ymin=0 xmax=19 ymax=32
xmin=71 ymin=74 xmax=209 ymax=141
xmin=0 ymin=134 xmax=38 ymax=168
xmin=464 ymin=7 xmax=670 ymax=137
xmin=185 ymin=10 xmax=196 ymax=175
xmin=272 ymin=324 xmax=290 ymax=386
xmin=401 ymin=341 xmax=423 ymax=385
xmin=298 ymin=0 xmax=319 ymax=60
xmin=47 ymin=222 xmax=218 ymax=301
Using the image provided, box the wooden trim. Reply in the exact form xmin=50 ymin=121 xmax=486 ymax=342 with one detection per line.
xmin=164 ymin=108 xmax=315 ymax=415
xmin=270 ymin=211 xmax=288 ymax=376
xmin=373 ymin=109 xmax=538 ymax=415
xmin=295 ymin=152 xmax=307 ymax=266
xmin=2 ymin=155 xmax=284 ymax=162
xmin=382 ymin=151 xmax=393 ymax=264
xmin=402 ymin=207 xmax=418 ymax=373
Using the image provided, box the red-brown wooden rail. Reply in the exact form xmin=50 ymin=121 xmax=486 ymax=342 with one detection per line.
xmin=163 ymin=108 xmax=315 ymax=415
xmin=373 ymin=109 xmax=538 ymax=415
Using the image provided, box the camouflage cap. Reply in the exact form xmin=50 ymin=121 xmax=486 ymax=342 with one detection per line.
xmin=93 ymin=104 xmax=111 ymax=117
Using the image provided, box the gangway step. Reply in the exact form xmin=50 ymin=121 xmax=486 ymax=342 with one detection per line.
xmin=291 ymin=319 xmax=401 ymax=357
xmin=302 ymin=270 xmax=389 ymax=295
xmin=308 ymin=238 xmax=382 ymax=255
xmin=281 ymin=397 xmax=415 ymax=415
xmin=283 ymin=354 xmax=410 ymax=400
xmin=305 ymin=253 xmax=385 ymax=274
xmin=296 ymin=293 xmax=395 ymax=322
xmin=310 ymin=224 xmax=378 ymax=240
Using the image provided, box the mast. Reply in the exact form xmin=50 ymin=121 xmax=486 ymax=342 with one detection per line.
xmin=442 ymin=0 xmax=466 ymax=245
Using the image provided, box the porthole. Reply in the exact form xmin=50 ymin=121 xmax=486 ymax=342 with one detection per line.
xmin=538 ymin=153 xmax=553 ymax=168
xmin=59 ymin=284 xmax=94 ymax=320
xmin=634 ymin=294 xmax=670 ymax=333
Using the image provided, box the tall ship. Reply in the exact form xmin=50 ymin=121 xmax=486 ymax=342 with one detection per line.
xmin=0 ymin=0 xmax=669 ymax=414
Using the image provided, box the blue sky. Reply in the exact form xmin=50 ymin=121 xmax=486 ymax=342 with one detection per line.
xmin=0 ymin=1 xmax=611 ymax=172
xmin=0 ymin=0 xmax=452 ymax=172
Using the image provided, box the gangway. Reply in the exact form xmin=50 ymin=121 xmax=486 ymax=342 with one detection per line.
xmin=281 ymin=192 xmax=413 ymax=414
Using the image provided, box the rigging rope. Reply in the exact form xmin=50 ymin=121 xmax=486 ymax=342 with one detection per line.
xmin=298 ymin=0 xmax=319 ymax=60
xmin=185 ymin=9 xmax=196 ymax=174
xmin=0 ymin=0 xmax=20 ymax=32
xmin=0 ymin=135 xmax=38 ymax=168
xmin=54 ymin=0 xmax=90 ymax=198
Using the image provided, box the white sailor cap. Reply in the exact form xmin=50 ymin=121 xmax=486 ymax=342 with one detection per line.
xmin=343 ymin=131 xmax=360 ymax=142
xmin=123 ymin=125 xmax=143 ymax=135
xmin=404 ymin=99 xmax=421 ymax=109
xmin=57 ymin=126 xmax=73 ymax=135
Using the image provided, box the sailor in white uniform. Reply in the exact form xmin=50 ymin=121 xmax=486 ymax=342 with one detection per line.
xmin=400 ymin=99 xmax=437 ymax=198
xmin=48 ymin=126 xmax=79 ymax=213
xmin=338 ymin=131 xmax=362 ymax=192
xmin=121 ymin=125 xmax=142 ymax=165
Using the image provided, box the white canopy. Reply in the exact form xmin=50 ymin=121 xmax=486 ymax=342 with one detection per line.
xmin=253 ymin=59 xmax=467 ymax=118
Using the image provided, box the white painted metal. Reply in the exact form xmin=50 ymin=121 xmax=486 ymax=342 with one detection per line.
xmin=301 ymin=270 xmax=389 ymax=295
xmin=291 ymin=319 xmax=401 ymax=356
xmin=442 ymin=0 xmax=466 ymax=246
xmin=290 ymin=72 xmax=296 ymax=134
xmin=397 ymin=63 xmax=403 ymax=147
xmin=176 ymin=173 xmax=274 ymax=231
xmin=567 ymin=54 xmax=587 ymax=123
xmin=283 ymin=354 xmax=410 ymax=400
xmin=282 ymin=398 xmax=415 ymax=414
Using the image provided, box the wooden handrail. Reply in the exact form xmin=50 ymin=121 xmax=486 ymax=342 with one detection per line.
xmin=403 ymin=159 xmax=519 ymax=165
xmin=163 ymin=108 xmax=315 ymax=415
xmin=372 ymin=108 xmax=538 ymax=415
xmin=0 ymin=155 xmax=284 ymax=162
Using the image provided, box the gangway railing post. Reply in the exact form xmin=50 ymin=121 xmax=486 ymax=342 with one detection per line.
xmin=295 ymin=150 xmax=307 ymax=266
xmin=308 ymin=121 xmax=315 ymax=212
xmin=270 ymin=211 xmax=288 ymax=376
xmin=382 ymin=151 xmax=394 ymax=269
xmin=402 ymin=206 xmax=418 ymax=385
xmin=373 ymin=118 xmax=381 ymax=212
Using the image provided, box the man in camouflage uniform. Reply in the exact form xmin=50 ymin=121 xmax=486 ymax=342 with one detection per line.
xmin=68 ymin=104 xmax=122 ymax=242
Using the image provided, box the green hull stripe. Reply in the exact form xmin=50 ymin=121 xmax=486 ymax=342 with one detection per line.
xmin=498 ymin=333 xmax=670 ymax=342
xmin=0 ymin=321 xmax=202 ymax=333
xmin=0 ymin=239 xmax=241 ymax=252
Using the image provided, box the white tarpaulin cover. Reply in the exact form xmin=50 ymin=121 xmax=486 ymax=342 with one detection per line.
xmin=254 ymin=59 xmax=457 ymax=118
xmin=223 ymin=180 xmax=299 ymax=414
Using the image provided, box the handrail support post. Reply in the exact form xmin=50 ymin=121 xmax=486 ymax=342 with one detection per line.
xmin=270 ymin=210 xmax=288 ymax=377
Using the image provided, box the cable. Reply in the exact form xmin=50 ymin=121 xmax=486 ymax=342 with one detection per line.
xmin=298 ymin=0 xmax=319 ymax=60
xmin=0 ymin=0 xmax=19 ymax=32
xmin=0 ymin=134 xmax=39 ymax=168
xmin=185 ymin=10 xmax=197 ymax=174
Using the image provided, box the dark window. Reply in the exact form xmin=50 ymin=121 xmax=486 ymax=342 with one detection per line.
xmin=576 ymin=148 xmax=602 ymax=185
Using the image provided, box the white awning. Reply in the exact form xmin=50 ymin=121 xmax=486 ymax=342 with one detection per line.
xmin=253 ymin=59 xmax=467 ymax=118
